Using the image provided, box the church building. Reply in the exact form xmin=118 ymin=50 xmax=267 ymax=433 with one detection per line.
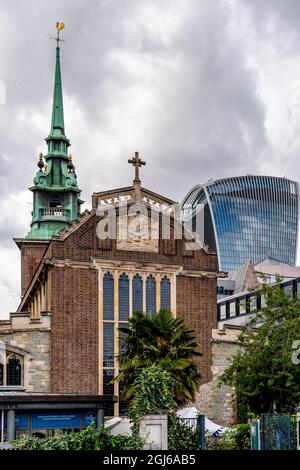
xmin=0 ymin=35 xmax=220 ymax=417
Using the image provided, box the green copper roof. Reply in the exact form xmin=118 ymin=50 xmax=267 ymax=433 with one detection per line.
xmin=50 ymin=47 xmax=65 ymax=135
xmin=26 ymin=40 xmax=83 ymax=241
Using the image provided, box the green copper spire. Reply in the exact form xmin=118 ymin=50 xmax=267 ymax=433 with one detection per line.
xmin=45 ymin=43 xmax=70 ymax=154
xmin=51 ymin=47 xmax=65 ymax=134
xmin=26 ymin=26 xmax=83 ymax=240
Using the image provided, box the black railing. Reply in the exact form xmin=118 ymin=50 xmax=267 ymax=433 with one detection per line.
xmin=217 ymin=277 xmax=300 ymax=321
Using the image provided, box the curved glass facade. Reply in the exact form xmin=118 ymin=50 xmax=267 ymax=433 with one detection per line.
xmin=181 ymin=176 xmax=299 ymax=272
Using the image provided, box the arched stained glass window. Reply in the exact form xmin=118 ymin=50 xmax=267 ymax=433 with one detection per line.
xmin=119 ymin=273 xmax=129 ymax=321
xmin=160 ymin=276 xmax=171 ymax=310
xmin=146 ymin=275 xmax=156 ymax=316
xmin=7 ymin=355 xmax=22 ymax=386
xmin=103 ymin=272 xmax=114 ymax=320
xmin=132 ymin=274 xmax=143 ymax=312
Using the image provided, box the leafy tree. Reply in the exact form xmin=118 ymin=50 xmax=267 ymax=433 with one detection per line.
xmin=128 ymin=365 xmax=176 ymax=428
xmin=220 ymin=279 xmax=300 ymax=421
xmin=115 ymin=309 xmax=201 ymax=405
xmin=207 ymin=424 xmax=250 ymax=451
xmin=127 ymin=365 xmax=199 ymax=450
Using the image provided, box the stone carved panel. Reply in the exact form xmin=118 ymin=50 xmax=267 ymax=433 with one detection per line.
xmin=116 ymin=214 xmax=159 ymax=253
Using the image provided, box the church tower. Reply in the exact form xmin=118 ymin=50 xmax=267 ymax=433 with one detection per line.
xmin=15 ymin=24 xmax=83 ymax=296
xmin=26 ymin=35 xmax=82 ymax=240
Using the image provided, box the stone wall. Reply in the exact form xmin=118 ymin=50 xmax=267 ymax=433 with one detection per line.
xmin=0 ymin=313 xmax=50 ymax=392
xmin=195 ymin=326 xmax=241 ymax=426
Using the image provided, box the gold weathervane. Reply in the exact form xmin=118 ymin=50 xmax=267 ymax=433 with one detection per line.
xmin=51 ymin=22 xmax=66 ymax=47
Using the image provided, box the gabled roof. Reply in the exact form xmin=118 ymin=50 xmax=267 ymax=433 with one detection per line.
xmin=227 ymin=259 xmax=259 ymax=294
xmin=92 ymin=185 xmax=177 ymax=209
xmin=254 ymin=257 xmax=300 ymax=279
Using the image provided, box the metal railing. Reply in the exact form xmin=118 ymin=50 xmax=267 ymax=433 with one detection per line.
xmin=217 ymin=277 xmax=300 ymax=321
xmin=40 ymin=208 xmax=68 ymax=218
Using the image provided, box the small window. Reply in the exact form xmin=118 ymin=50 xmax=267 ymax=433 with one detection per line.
xmin=7 ymin=355 xmax=22 ymax=386
xmin=50 ymin=201 xmax=62 ymax=208
xmin=0 ymin=353 xmax=23 ymax=387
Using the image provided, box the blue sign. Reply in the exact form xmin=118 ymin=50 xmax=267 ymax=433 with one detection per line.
xmin=15 ymin=413 xmax=29 ymax=429
xmin=0 ymin=413 xmax=29 ymax=430
xmin=83 ymin=412 xmax=96 ymax=428
xmin=32 ymin=411 xmax=81 ymax=430
xmin=1 ymin=410 xmax=98 ymax=431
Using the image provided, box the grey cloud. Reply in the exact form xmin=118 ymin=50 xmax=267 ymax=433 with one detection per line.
xmin=1 ymin=0 xmax=300 ymax=313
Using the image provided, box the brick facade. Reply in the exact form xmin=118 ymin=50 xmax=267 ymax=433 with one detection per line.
xmin=49 ymin=266 xmax=99 ymax=393
xmin=8 ymin=192 xmax=220 ymax=410
xmin=42 ymin=208 xmax=218 ymax=395
xmin=177 ymin=276 xmax=217 ymax=384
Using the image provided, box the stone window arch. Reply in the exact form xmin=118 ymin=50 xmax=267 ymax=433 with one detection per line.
xmin=0 ymin=351 xmax=23 ymax=387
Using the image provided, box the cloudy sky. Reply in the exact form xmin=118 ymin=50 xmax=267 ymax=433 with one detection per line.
xmin=1 ymin=0 xmax=300 ymax=317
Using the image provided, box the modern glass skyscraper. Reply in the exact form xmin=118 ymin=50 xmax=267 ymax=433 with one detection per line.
xmin=181 ymin=176 xmax=299 ymax=272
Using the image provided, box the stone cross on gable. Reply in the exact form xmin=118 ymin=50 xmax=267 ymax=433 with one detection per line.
xmin=128 ymin=151 xmax=146 ymax=184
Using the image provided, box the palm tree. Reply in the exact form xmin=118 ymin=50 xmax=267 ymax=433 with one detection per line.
xmin=115 ymin=309 xmax=201 ymax=405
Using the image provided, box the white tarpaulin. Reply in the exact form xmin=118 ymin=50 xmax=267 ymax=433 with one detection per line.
xmin=105 ymin=407 xmax=228 ymax=437
xmin=177 ymin=407 xmax=228 ymax=436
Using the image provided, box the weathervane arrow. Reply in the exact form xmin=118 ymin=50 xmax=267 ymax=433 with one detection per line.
xmin=51 ymin=22 xmax=66 ymax=47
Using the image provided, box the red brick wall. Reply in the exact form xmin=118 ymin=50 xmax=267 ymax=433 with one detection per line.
xmin=50 ymin=213 xmax=217 ymax=273
xmin=177 ymin=276 xmax=217 ymax=384
xmin=46 ymin=210 xmax=218 ymax=392
xmin=50 ymin=266 xmax=99 ymax=394
xmin=20 ymin=243 xmax=48 ymax=296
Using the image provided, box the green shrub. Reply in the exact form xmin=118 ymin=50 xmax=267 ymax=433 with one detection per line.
xmin=14 ymin=425 xmax=143 ymax=451
xmin=234 ymin=423 xmax=251 ymax=450
xmin=128 ymin=366 xmax=176 ymax=433
xmin=168 ymin=414 xmax=199 ymax=450
xmin=206 ymin=423 xmax=251 ymax=451
xmin=127 ymin=366 xmax=199 ymax=450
